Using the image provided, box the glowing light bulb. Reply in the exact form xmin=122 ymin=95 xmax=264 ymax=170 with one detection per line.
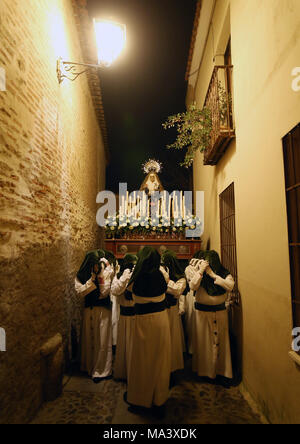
xmin=93 ymin=19 xmax=126 ymax=67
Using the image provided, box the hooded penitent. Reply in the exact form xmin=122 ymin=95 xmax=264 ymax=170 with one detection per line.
xmin=103 ymin=249 xmax=117 ymax=267
xmin=129 ymin=246 xmax=167 ymax=298
xmin=77 ymin=250 xmax=106 ymax=284
xmin=161 ymin=250 xmax=185 ymax=282
xmin=193 ymin=250 xmax=231 ymax=296
xmin=117 ymin=254 xmax=138 ymax=279
xmin=76 ymin=249 xmax=106 ymax=308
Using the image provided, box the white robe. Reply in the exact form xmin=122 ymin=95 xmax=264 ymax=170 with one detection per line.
xmin=188 ymin=271 xmax=235 ymax=379
xmin=180 ymin=290 xmax=195 ymax=354
xmin=111 ymin=294 xmax=120 ymax=346
xmin=127 ymin=289 xmax=171 ymax=408
xmin=111 ymin=262 xmax=120 ymax=347
xmin=111 ymin=269 xmax=134 ymax=380
xmin=74 ymin=266 xmax=113 ymax=378
xmin=166 ymin=277 xmax=186 ymax=372
xmin=184 ymin=266 xmax=196 ymax=354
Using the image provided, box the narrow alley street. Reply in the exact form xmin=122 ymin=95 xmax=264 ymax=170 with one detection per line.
xmin=31 ymin=358 xmax=263 ymax=425
xmin=1 ymin=0 xmax=299 ymax=426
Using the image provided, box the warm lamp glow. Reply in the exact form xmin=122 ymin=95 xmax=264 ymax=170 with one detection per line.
xmin=93 ymin=19 xmax=126 ymax=67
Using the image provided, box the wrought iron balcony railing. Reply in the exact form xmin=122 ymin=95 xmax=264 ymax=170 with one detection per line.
xmin=203 ymin=65 xmax=235 ymax=165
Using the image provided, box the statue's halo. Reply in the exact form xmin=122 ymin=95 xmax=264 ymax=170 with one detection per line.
xmin=142 ymin=159 xmax=162 ymax=174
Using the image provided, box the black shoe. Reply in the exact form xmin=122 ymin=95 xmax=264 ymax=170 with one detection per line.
xmin=105 ymin=374 xmax=113 ymax=380
xmin=152 ymin=404 xmax=166 ymax=420
xmin=128 ymin=405 xmax=141 ymax=414
xmin=92 ymin=373 xmax=112 ymax=384
xmin=92 ymin=377 xmax=102 ymax=384
xmin=124 ymin=393 xmax=149 ymax=415
xmin=128 ymin=404 xmax=150 ymax=415
xmin=169 ymin=373 xmax=176 ymax=389
xmin=216 ymin=375 xmax=232 ymax=388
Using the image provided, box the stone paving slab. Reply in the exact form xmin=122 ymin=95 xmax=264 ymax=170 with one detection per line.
xmin=31 ymin=376 xmax=125 ymax=424
xmin=31 ymin=363 xmax=263 ymax=425
xmin=113 ymin=382 xmax=262 ymax=424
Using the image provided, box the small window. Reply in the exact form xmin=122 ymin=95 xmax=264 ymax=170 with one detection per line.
xmin=282 ymin=123 xmax=300 ymax=341
xmin=219 ymin=182 xmax=240 ymax=303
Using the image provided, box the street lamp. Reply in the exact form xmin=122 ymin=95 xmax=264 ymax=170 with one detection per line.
xmin=57 ymin=19 xmax=126 ymax=84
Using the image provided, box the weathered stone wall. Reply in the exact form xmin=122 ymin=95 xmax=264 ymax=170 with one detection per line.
xmin=0 ymin=0 xmax=106 ymax=423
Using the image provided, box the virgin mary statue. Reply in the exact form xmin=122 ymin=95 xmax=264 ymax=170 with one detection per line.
xmin=140 ymin=159 xmax=164 ymax=196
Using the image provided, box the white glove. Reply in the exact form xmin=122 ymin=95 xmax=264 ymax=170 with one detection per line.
xmin=122 ymin=268 xmax=132 ymax=280
xmin=189 ymin=258 xmax=200 ymax=267
xmin=185 ymin=265 xmax=196 ymax=282
xmin=102 ymin=264 xmax=114 ymax=281
xmin=197 ymin=260 xmax=209 ymax=275
xmin=160 ymin=266 xmax=170 ymax=284
xmin=100 ymin=258 xmax=109 ymax=267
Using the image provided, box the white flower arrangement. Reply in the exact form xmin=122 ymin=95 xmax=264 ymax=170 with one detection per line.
xmin=105 ymin=212 xmax=202 ymax=239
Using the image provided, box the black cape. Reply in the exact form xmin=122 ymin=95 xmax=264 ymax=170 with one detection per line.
xmin=76 ymin=249 xmax=106 ymax=308
xmin=193 ymin=250 xmax=231 ymax=296
xmin=129 ymin=246 xmax=167 ymax=298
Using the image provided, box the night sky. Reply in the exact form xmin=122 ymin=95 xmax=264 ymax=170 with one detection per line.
xmin=87 ymin=0 xmax=197 ymax=193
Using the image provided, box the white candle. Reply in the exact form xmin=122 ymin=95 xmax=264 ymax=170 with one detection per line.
xmin=180 ymin=191 xmax=183 ymax=218
xmin=121 ymin=196 xmax=125 ymax=216
xmin=125 ymin=192 xmax=129 ymax=217
xmin=164 ymin=192 xmax=167 ymax=217
xmin=143 ymin=193 xmax=146 ymax=216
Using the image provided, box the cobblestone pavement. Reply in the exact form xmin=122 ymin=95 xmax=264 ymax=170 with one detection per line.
xmin=31 ymin=359 xmax=263 ymax=424
xmin=31 ymin=375 xmax=125 ymax=424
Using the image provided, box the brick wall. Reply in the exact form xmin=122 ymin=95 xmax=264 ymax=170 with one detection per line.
xmin=0 ymin=0 xmax=106 ymax=423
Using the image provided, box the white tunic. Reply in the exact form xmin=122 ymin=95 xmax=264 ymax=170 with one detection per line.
xmin=75 ymin=266 xmax=113 ymax=378
xmin=111 ymin=263 xmax=120 ymax=347
xmin=166 ymin=277 xmax=186 ymax=372
xmin=111 ymin=269 xmax=134 ymax=380
xmin=127 ymin=284 xmax=171 ymax=408
xmin=111 ymin=294 xmax=120 ymax=347
xmin=184 ymin=266 xmax=196 ymax=354
xmin=188 ymin=270 xmax=234 ymax=379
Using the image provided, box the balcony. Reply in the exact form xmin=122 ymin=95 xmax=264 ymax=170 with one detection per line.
xmin=203 ymin=65 xmax=235 ymax=165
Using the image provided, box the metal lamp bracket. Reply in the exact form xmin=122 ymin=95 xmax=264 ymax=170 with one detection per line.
xmin=57 ymin=57 xmax=103 ymax=84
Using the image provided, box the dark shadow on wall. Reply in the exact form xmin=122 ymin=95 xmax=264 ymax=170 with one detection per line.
xmin=229 ymin=295 xmax=243 ymax=386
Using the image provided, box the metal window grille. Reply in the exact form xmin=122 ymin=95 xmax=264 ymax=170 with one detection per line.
xmin=219 ymin=182 xmax=240 ymax=304
xmin=282 ymin=123 xmax=300 ymax=336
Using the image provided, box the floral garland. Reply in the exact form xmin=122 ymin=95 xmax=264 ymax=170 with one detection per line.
xmin=105 ymin=214 xmax=202 ymax=238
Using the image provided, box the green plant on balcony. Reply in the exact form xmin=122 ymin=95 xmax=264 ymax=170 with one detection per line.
xmin=163 ymin=84 xmax=232 ymax=167
xmin=218 ymin=81 xmax=232 ymax=127
xmin=163 ymin=104 xmax=212 ymax=168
